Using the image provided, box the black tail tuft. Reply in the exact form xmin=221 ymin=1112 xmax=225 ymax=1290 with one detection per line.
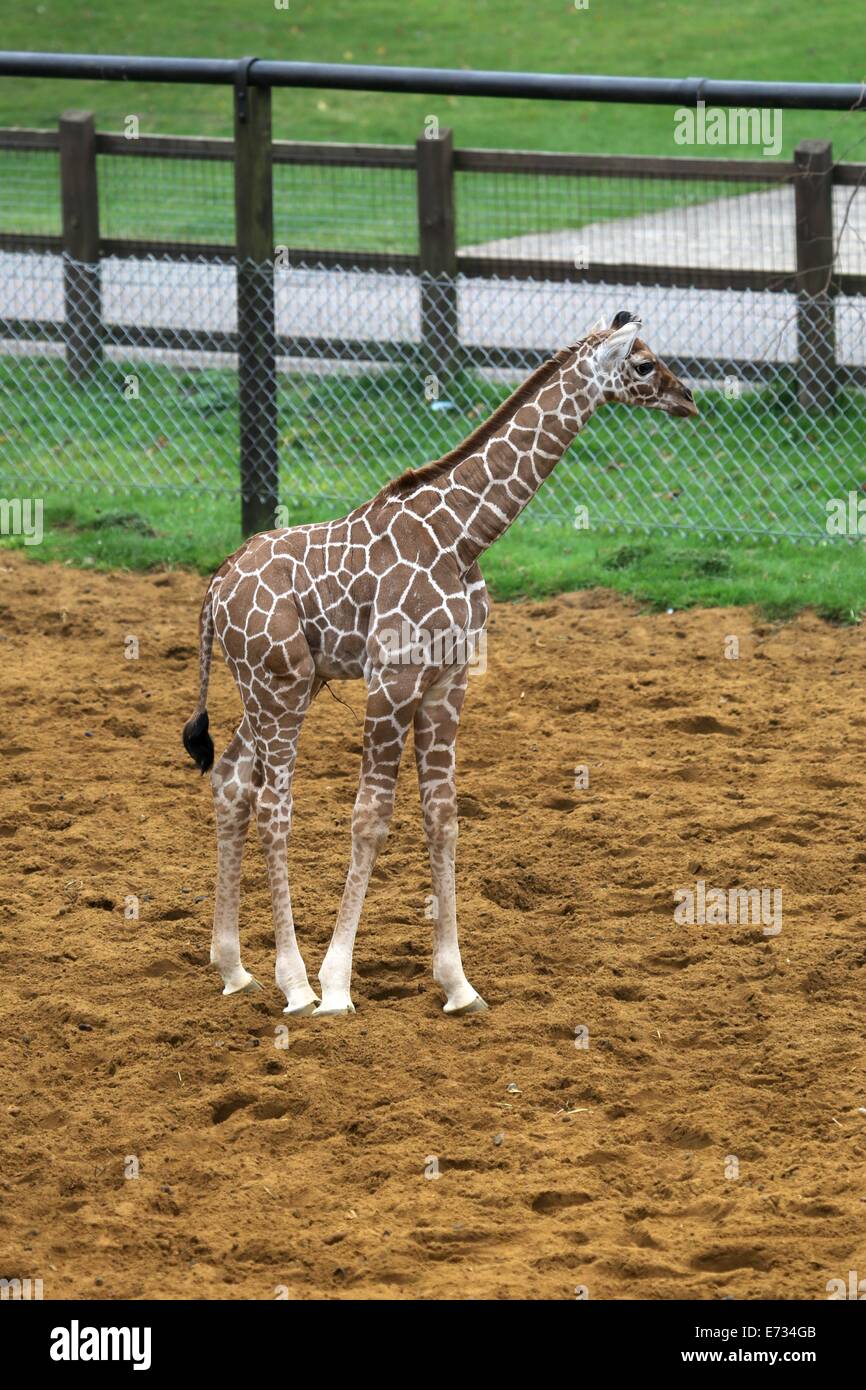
xmin=182 ymin=710 xmax=214 ymax=774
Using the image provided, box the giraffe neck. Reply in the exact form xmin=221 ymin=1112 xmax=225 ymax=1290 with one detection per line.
xmin=435 ymin=357 xmax=601 ymax=571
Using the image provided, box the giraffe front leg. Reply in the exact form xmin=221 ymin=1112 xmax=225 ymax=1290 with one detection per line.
xmin=315 ymin=793 xmax=387 ymax=1016
xmin=210 ymin=725 xmax=260 ymax=996
xmin=316 ymin=670 xmax=416 ymax=1016
xmin=414 ymin=668 xmax=487 ymax=1016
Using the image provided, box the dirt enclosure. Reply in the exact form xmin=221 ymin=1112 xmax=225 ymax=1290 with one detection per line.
xmin=1 ymin=550 xmax=865 ymax=1301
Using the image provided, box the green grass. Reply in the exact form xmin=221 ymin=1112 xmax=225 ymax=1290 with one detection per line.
xmin=2 ymin=356 xmax=865 ymax=621
xmin=2 ymin=354 xmax=864 ymax=540
xmin=5 ymin=486 xmax=865 ymax=622
xmin=3 ymin=1 xmax=865 ymax=249
xmin=5 ymin=152 xmax=777 ymax=256
xmin=0 ymin=0 xmax=863 ymax=157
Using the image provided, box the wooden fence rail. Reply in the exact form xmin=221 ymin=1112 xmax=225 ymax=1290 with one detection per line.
xmin=0 ymin=116 xmax=864 ymax=529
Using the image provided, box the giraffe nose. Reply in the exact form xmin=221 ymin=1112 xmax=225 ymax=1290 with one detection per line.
xmin=682 ymin=387 xmax=694 ymax=403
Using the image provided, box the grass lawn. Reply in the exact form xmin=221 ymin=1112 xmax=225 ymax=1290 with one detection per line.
xmin=1 ymin=355 xmax=863 ymax=538
xmin=0 ymin=0 xmax=862 ymax=157
xmin=4 ymin=486 xmax=864 ymax=623
xmin=3 ymin=1 xmax=865 ymax=248
xmin=4 ymin=151 xmax=780 ymax=255
xmin=2 ymin=353 xmax=864 ymax=621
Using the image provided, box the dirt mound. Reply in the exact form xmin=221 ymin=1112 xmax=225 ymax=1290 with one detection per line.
xmin=1 ymin=553 xmax=865 ymax=1300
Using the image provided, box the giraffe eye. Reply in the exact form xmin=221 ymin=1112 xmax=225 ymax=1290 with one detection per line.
xmin=634 ymin=361 xmax=655 ymax=377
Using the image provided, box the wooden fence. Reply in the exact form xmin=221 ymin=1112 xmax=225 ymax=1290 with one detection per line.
xmin=1 ymin=100 xmax=864 ymax=531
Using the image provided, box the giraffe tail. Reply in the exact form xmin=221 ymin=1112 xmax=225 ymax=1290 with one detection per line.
xmin=182 ymin=580 xmax=216 ymax=774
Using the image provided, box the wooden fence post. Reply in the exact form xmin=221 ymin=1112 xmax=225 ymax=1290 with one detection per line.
xmin=794 ymin=138 xmax=836 ymax=410
xmin=416 ymin=125 xmax=458 ymax=388
xmin=234 ymin=70 xmax=278 ymax=536
xmin=59 ymin=110 xmax=102 ymax=382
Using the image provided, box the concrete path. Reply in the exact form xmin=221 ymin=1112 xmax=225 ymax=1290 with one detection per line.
xmin=463 ymin=184 xmax=866 ymax=273
xmin=1 ymin=180 xmax=864 ymax=369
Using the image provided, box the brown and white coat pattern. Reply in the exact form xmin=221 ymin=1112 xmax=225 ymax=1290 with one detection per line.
xmin=183 ymin=312 xmax=697 ymax=1017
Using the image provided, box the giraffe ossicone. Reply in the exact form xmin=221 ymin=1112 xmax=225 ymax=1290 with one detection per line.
xmin=182 ymin=310 xmax=698 ymax=1020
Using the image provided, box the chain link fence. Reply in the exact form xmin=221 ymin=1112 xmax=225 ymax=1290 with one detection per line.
xmin=1 ymin=127 xmax=865 ymax=541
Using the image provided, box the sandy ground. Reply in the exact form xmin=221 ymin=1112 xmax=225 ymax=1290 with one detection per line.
xmin=1 ymin=551 xmax=865 ymax=1301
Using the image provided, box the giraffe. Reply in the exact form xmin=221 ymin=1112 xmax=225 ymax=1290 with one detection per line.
xmin=183 ymin=310 xmax=697 ymax=1019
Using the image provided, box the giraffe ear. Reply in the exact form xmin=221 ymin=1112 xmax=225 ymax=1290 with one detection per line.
xmin=595 ymin=319 xmax=640 ymax=370
xmin=584 ymin=314 xmax=608 ymax=337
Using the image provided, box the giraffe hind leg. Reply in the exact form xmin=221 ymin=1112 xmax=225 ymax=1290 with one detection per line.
xmin=210 ymin=720 xmax=261 ymax=995
xmin=215 ymin=585 xmax=319 ymax=1014
xmin=246 ymin=642 xmax=319 ymax=1016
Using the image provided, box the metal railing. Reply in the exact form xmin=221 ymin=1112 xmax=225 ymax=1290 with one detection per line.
xmin=2 ymin=51 xmax=864 ymax=108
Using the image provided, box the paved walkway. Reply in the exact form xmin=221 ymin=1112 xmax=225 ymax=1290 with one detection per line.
xmin=1 ymin=183 xmax=864 ymax=368
xmin=463 ymin=185 xmax=866 ymax=273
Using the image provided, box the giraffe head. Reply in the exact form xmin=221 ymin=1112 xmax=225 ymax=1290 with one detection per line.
xmin=583 ymin=310 xmax=698 ymax=419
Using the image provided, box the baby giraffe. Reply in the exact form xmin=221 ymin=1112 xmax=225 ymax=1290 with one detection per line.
xmin=183 ymin=310 xmax=697 ymax=1018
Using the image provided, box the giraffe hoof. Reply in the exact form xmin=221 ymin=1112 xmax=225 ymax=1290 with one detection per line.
xmin=282 ymin=997 xmax=319 ymax=1017
xmin=282 ymin=983 xmax=320 ymax=1015
xmin=223 ymin=975 xmax=263 ymax=996
xmin=444 ymin=993 xmax=488 ymax=1017
xmin=313 ymin=1000 xmax=356 ymax=1018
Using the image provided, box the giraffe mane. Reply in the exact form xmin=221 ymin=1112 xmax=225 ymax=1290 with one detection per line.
xmin=375 ymin=344 xmax=579 ymax=500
